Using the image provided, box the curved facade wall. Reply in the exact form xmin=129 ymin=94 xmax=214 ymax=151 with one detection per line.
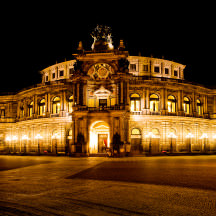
xmin=0 ymin=48 xmax=216 ymax=155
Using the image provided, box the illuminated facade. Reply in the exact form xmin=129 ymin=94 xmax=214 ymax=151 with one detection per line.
xmin=1 ymin=25 xmax=216 ymax=155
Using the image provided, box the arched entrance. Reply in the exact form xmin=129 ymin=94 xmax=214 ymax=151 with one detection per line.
xmin=131 ymin=128 xmax=142 ymax=154
xmin=89 ymin=121 xmax=110 ymax=154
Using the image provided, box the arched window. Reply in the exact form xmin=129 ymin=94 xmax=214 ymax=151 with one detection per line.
xmin=52 ymin=97 xmax=60 ymax=114
xmin=130 ymin=93 xmax=141 ymax=111
xmin=28 ymin=101 xmax=33 ymax=117
xmin=197 ymin=99 xmax=202 ymax=115
xmin=20 ymin=105 xmax=24 ymax=118
xmin=38 ymin=99 xmax=46 ymax=116
xmin=68 ymin=95 xmax=73 ymax=113
xmin=131 ymin=128 xmax=141 ymax=135
xmin=150 ymin=94 xmax=159 ymax=112
xmin=167 ymin=95 xmax=176 ymax=113
xmin=183 ymin=97 xmax=190 ymax=114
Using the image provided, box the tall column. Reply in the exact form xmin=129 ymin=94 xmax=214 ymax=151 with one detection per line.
xmin=83 ymin=83 xmax=87 ymax=106
xmin=120 ymin=81 xmax=124 ymax=104
xmin=115 ymin=82 xmax=118 ymax=105
xmin=34 ymin=95 xmax=38 ymax=116
xmin=161 ymin=88 xmax=165 ymax=112
xmin=146 ymin=87 xmax=150 ymax=112
xmin=77 ymin=83 xmax=80 ymax=105
xmin=142 ymin=88 xmax=146 ymax=109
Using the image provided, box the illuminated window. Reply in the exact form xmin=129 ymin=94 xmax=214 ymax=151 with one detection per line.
xmin=130 ymin=64 xmax=136 ymax=71
xmin=143 ymin=65 xmax=148 ymax=71
xmin=68 ymin=95 xmax=73 ymax=113
xmin=52 ymin=97 xmax=60 ymax=114
xmin=1 ymin=109 xmax=5 ymax=118
xmin=197 ymin=99 xmax=202 ymax=115
xmin=20 ymin=105 xmax=24 ymax=118
xmin=130 ymin=93 xmax=141 ymax=111
xmin=167 ymin=95 xmax=176 ymax=113
xmin=183 ymin=97 xmax=190 ymax=114
xmin=28 ymin=101 xmax=33 ymax=117
xmin=150 ymin=94 xmax=159 ymax=112
xmin=174 ymin=70 xmax=178 ymax=76
xmin=131 ymin=128 xmax=141 ymax=135
xmin=38 ymin=99 xmax=46 ymax=115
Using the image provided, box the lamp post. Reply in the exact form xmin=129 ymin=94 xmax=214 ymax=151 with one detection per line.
xmin=52 ymin=134 xmax=61 ymax=155
xmin=35 ymin=134 xmax=43 ymax=155
xmin=168 ymin=132 xmax=177 ymax=153
xmin=186 ymin=133 xmax=194 ymax=153
xmin=200 ymin=133 xmax=208 ymax=153
xmin=145 ymin=132 xmax=156 ymax=154
xmin=213 ymin=134 xmax=216 ymax=152
xmin=6 ymin=136 xmax=11 ymax=153
xmin=22 ymin=135 xmax=29 ymax=153
xmin=12 ymin=136 xmax=18 ymax=153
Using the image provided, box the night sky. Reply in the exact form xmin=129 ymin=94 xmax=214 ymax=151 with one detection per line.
xmin=1 ymin=3 xmax=215 ymax=94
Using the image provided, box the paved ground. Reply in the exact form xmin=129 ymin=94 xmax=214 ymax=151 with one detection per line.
xmin=0 ymin=155 xmax=216 ymax=215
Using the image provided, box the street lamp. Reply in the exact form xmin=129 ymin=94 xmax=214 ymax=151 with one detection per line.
xmin=35 ymin=134 xmax=43 ymax=155
xmin=52 ymin=134 xmax=61 ymax=155
xmin=168 ymin=132 xmax=177 ymax=153
xmin=145 ymin=132 xmax=156 ymax=154
xmin=6 ymin=136 xmax=11 ymax=153
xmin=186 ymin=133 xmax=194 ymax=153
xmin=200 ymin=133 xmax=208 ymax=153
xmin=22 ymin=135 xmax=29 ymax=153
xmin=12 ymin=136 xmax=18 ymax=153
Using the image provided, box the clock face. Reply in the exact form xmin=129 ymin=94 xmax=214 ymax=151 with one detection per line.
xmin=88 ymin=63 xmax=114 ymax=80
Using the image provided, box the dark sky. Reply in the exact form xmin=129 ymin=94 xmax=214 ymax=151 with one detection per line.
xmin=0 ymin=2 xmax=215 ymax=94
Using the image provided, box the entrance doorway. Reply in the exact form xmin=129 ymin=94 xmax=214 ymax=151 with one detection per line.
xmin=89 ymin=121 xmax=110 ymax=154
xmin=98 ymin=134 xmax=108 ymax=153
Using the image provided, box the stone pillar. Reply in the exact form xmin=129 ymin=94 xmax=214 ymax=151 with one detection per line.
xmin=161 ymin=88 xmax=165 ymax=114
xmin=146 ymin=88 xmax=150 ymax=110
xmin=34 ymin=95 xmax=38 ymax=116
xmin=77 ymin=83 xmax=80 ymax=105
xmin=120 ymin=81 xmax=124 ymax=104
xmin=115 ymin=82 xmax=118 ymax=105
xmin=83 ymin=83 xmax=87 ymax=106
xmin=161 ymin=62 xmax=165 ymax=76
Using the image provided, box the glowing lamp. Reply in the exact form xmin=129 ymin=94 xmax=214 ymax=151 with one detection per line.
xmin=35 ymin=134 xmax=43 ymax=139
xmin=145 ymin=132 xmax=156 ymax=138
xmin=6 ymin=136 xmax=11 ymax=141
xmin=186 ymin=133 xmax=194 ymax=138
xmin=12 ymin=136 xmax=18 ymax=141
xmin=168 ymin=132 xmax=177 ymax=138
xmin=52 ymin=134 xmax=61 ymax=139
xmin=22 ymin=135 xmax=29 ymax=140
xmin=200 ymin=133 xmax=208 ymax=139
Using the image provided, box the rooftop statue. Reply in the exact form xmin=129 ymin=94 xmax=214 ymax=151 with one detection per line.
xmin=91 ymin=25 xmax=114 ymax=51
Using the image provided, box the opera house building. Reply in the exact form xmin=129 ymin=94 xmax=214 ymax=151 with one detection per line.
xmin=0 ymin=26 xmax=216 ymax=156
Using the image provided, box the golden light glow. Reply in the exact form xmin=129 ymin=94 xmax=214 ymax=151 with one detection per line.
xmin=200 ymin=133 xmax=208 ymax=139
xmin=52 ymin=134 xmax=61 ymax=139
xmin=145 ymin=132 xmax=156 ymax=138
xmin=168 ymin=132 xmax=177 ymax=138
xmin=6 ymin=136 xmax=11 ymax=141
xmin=186 ymin=133 xmax=194 ymax=138
xmin=12 ymin=136 xmax=18 ymax=141
xmin=35 ymin=134 xmax=43 ymax=139
xmin=22 ymin=135 xmax=29 ymax=140
xmin=89 ymin=121 xmax=110 ymax=154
